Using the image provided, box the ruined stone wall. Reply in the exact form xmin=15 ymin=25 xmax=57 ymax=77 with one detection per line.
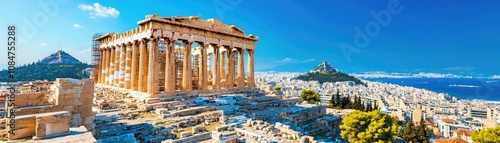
xmin=14 ymin=92 xmax=47 ymax=107
xmin=278 ymin=105 xmax=327 ymax=125
xmin=12 ymin=78 xmax=95 ymax=133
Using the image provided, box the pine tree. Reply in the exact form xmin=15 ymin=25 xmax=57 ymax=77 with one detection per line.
xmin=402 ymin=121 xmax=417 ymax=142
xmin=347 ymin=94 xmax=352 ymax=108
xmin=335 ymin=91 xmax=341 ymax=107
xmin=416 ymin=118 xmax=431 ymax=143
xmin=359 ymin=101 xmax=365 ymax=111
xmin=357 ymin=96 xmax=362 ymax=110
xmin=329 ymin=94 xmax=335 ymax=107
xmin=353 ymin=95 xmax=359 ymax=110
xmin=373 ymin=100 xmax=379 ymax=110
xmin=366 ymin=102 xmax=372 ymax=112
xmin=340 ymin=110 xmax=402 ymax=143
xmin=341 ymin=96 xmax=350 ymax=109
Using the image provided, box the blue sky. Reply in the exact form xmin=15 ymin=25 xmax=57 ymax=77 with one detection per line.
xmin=1 ymin=0 xmax=499 ymax=77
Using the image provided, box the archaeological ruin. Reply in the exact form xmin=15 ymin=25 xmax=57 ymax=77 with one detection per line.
xmin=93 ymin=14 xmax=258 ymax=100
xmin=0 ymin=14 xmax=342 ymax=143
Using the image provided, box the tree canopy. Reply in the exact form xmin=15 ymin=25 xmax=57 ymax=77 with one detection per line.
xmin=295 ymin=71 xmax=364 ymax=85
xmin=340 ymin=110 xmax=402 ymax=143
xmin=0 ymin=63 xmax=91 ymax=82
xmin=301 ymin=89 xmax=320 ymax=104
xmin=273 ymin=85 xmax=282 ymax=91
xmin=401 ymin=119 xmax=430 ymax=143
xmin=471 ymin=126 xmax=500 ymax=143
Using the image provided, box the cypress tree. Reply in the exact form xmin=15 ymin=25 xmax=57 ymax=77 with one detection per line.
xmin=329 ymin=94 xmax=335 ymax=107
xmin=335 ymin=91 xmax=341 ymax=107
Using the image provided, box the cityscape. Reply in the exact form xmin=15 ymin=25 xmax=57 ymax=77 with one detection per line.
xmin=1 ymin=1 xmax=499 ymax=143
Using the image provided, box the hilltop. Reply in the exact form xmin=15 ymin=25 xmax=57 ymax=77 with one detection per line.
xmin=38 ymin=50 xmax=82 ymax=64
xmin=295 ymin=61 xmax=364 ymax=85
xmin=0 ymin=50 xmax=91 ymax=82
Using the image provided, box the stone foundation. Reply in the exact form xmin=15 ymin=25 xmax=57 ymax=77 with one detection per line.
xmin=8 ymin=111 xmax=71 ymax=140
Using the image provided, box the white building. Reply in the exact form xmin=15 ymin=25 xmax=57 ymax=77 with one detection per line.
xmin=436 ymin=118 xmax=471 ymax=138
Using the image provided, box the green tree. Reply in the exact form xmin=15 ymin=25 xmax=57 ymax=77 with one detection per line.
xmin=416 ymin=118 xmax=431 ymax=143
xmin=335 ymin=91 xmax=341 ymax=107
xmin=341 ymin=95 xmax=350 ymax=108
xmin=365 ymin=102 xmax=372 ymax=112
xmin=329 ymin=94 xmax=335 ymax=107
xmin=359 ymin=101 xmax=365 ymax=111
xmin=471 ymin=126 xmax=500 ymax=143
xmin=401 ymin=121 xmax=417 ymax=143
xmin=374 ymin=100 xmax=379 ymax=110
xmin=340 ymin=110 xmax=402 ymax=143
xmin=353 ymin=95 xmax=359 ymax=109
xmin=273 ymin=85 xmax=281 ymax=91
xmin=301 ymin=89 xmax=320 ymax=104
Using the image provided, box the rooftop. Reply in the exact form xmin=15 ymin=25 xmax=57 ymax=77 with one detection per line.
xmin=434 ymin=138 xmax=467 ymax=143
xmin=442 ymin=118 xmax=458 ymax=124
xmin=454 ymin=129 xmax=472 ymax=136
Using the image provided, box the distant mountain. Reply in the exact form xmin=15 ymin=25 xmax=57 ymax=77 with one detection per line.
xmin=310 ymin=61 xmax=338 ymax=73
xmin=0 ymin=50 xmax=90 ymax=82
xmin=38 ymin=50 xmax=82 ymax=64
xmin=295 ymin=61 xmax=364 ymax=85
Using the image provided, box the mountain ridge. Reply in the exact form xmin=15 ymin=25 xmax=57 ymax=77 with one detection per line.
xmin=38 ymin=50 xmax=82 ymax=64
xmin=295 ymin=61 xmax=364 ymax=85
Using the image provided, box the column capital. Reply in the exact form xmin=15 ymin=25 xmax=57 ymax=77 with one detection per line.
xmin=126 ymin=42 xmax=133 ymax=46
xmin=210 ymin=43 xmax=221 ymax=48
xmin=149 ymin=37 xmax=159 ymax=42
xmin=182 ymin=40 xmax=193 ymax=45
xmin=140 ymin=38 xmax=148 ymax=43
xmin=246 ymin=49 xmax=254 ymax=53
xmin=132 ymin=40 xmax=140 ymax=45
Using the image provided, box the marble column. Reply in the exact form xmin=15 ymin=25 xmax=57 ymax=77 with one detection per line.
xmin=130 ymin=41 xmax=140 ymax=90
xmin=98 ymin=49 xmax=104 ymax=83
xmin=219 ymin=50 xmax=227 ymax=88
xmin=138 ymin=39 xmax=148 ymax=92
xmin=106 ymin=48 xmax=113 ymax=85
xmin=147 ymin=38 xmax=159 ymax=94
xmin=125 ymin=43 xmax=132 ymax=89
xmin=182 ymin=41 xmax=192 ymax=91
xmin=114 ymin=46 xmax=120 ymax=87
xmin=193 ymin=54 xmax=199 ymax=89
xmin=198 ymin=43 xmax=208 ymax=90
xmin=119 ymin=44 xmax=127 ymax=88
xmin=102 ymin=49 xmax=107 ymax=84
xmin=247 ymin=49 xmax=255 ymax=87
xmin=220 ymin=50 xmax=226 ymax=83
xmin=212 ymin=45 xmax=220 ymax=90
xmin=165 ymin=39 xmax=176 ymax=93
xmin=225 ymin=47 xmax=234 ymax=88
xmin=237 ymin=48 xmax=245 ymax=87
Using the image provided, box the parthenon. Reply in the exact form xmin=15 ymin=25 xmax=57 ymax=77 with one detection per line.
xmin=94 ymin=14 xmax=259 ymax=97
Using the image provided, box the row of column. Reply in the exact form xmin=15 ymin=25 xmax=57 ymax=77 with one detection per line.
xmin=97 ymin=38 xmax=255 ymax=95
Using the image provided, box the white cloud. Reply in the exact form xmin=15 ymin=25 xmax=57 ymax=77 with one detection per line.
xmin=40 ymin=43 xmax=48 ymax=46
xmin=492 ymin=75 xmax=500 ymax=79
xmin=273 ymin=58 xmax=315 ymax=63
xmin=303 ymin=58 xmax=315 ymax=62
xmin=78 ymin=3 xmax=120 ymax=18
xmin=73 ymin=24 xmax=82 ymax=28
xmin=276 ymin=58 xmax=295 ymax=63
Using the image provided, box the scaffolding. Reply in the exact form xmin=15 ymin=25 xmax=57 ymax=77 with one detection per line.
xmin=91 ymin=33 xmax=103 ymax=80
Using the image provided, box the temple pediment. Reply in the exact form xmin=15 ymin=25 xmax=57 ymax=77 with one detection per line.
xmin=140 ymin=14 xmax=248 ymax=37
